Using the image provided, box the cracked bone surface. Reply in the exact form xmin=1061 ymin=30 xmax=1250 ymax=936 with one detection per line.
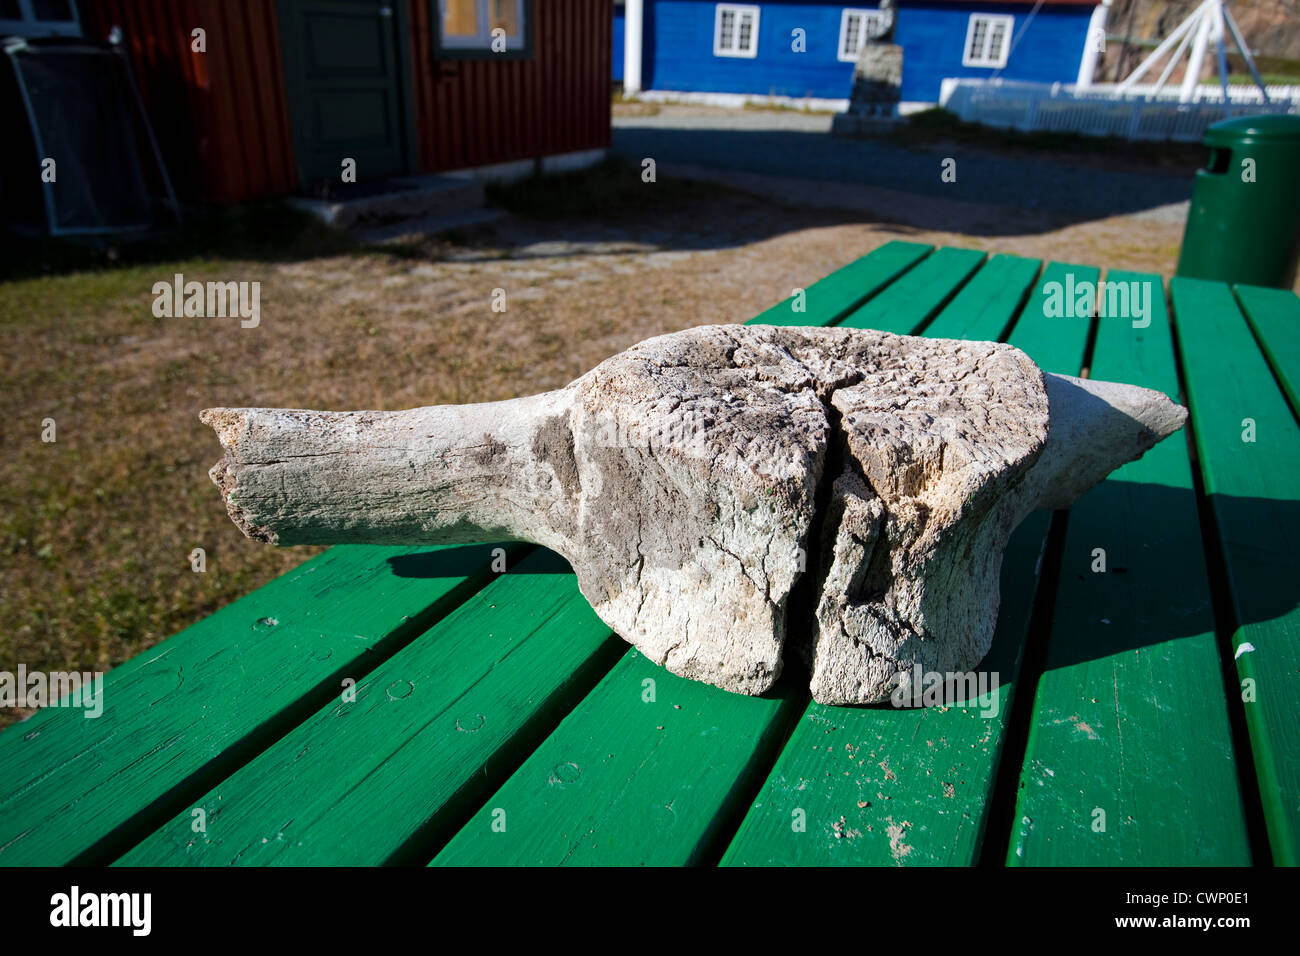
xmin=202 ymin=325 xmax=1186 ymax=705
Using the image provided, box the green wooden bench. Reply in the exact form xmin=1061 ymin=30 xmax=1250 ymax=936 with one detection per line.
xmin=3 ymin=241 xmax=1296 ymax=867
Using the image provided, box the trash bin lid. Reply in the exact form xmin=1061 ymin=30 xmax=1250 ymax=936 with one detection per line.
xmin=1205 ymin=114 xmax=1300 ymax=145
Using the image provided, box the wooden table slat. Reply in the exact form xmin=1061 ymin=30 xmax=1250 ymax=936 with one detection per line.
xmin=837 ymin=246 xmax=987 ymax=334
xmin=1235 ymin=283 xmax=1300 ymax=418
xmin=1008 ymin=272 xmax=1253 ymax=866
xmin=748 ymin=240 xmax=932 ymax=327
xmin=428 ymin=648 xmax=804 ymax=866
xmin=1171 ymin=277 xmax=1300 ymax=865
xmin=924 ymin=253 xmax=1042 ymax=342
xmin=0 ymin=542 xmax=510 ymax=865
xmin=1003 ymin=261 xmax=1098 ymax=376
xmin=114 ymin=548 xmax=622 ymax=866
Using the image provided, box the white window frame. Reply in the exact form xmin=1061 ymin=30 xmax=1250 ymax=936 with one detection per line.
xmin=0 ymin=0 xmax=80 ymax=38
xmin=962 ymin=13 xmax=1014 ymax=69
xmin=838 ymin=8 xmax=886 ymax=63
xmin=438 ymin=0 xmax=526 ymax=52
xmin=713 ymin=4 xmax=759 ymax=59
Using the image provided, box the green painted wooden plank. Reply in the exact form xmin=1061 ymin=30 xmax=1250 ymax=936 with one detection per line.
xmin=721 ymin=256 xmax=1061 ymax=866
xmin=838 ymin=246 xmax=987 ymax=334
xmin=1005 ymin=262 xmax=1099 ymax=375
xmin=1235 ymin=283 xmax=1300 ymax=417
xmin=1009 ymin=272 xmax=1252 ymax=866
xmin=748 ymin=240 xmax=932 ymax=327
xmin=924 ymin=254 xmax=1042 ymax=342
xmin=720 ymin=512 xmax=1048 ymax=866
xmin=0 ymin=541 xmax=510 ymax=866
xmin=1171 ymin=276 xmax=1300 ymax=865
xmin=428 ymin=649 xmax=805 ymax=866
xmin=114 ymin=548 xmax=622 ymax=866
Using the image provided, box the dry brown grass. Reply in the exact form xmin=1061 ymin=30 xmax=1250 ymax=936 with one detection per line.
xmin=0 ymin=178 xmax=1207 ymax=729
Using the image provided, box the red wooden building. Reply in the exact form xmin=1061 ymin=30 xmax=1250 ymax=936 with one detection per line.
xmin=72 ymin=0 xmax=611 ymax=203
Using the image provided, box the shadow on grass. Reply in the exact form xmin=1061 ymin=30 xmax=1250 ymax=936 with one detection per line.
xmin=483 ymin=155 xmax=723 ymax=221
xmin=0 ymin=201 xmax=386 ymax=284
xmin=0 ymin=157 xmax=777 ymax=281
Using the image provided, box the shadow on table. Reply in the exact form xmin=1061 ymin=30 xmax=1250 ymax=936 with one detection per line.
xmin=386 ymin=543 xmax=573 ymax=578
xmin=383 ymin=480 xmax=1297 ymax=691
xmin=1037 ymin=479 xmax=1297 ymax=672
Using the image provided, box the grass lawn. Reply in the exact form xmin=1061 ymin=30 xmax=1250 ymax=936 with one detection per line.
xmin=0 ymin=209 xmax=361 ymax=725
xmin=1223 ymin=52 xmax=1300 ymax=87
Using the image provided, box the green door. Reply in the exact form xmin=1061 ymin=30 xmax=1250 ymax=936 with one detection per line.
xmin=278 ymin=0 xmax=410 ymax=187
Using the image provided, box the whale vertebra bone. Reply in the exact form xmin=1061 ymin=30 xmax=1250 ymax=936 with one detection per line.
xmin=201 ymin=325 xmax=1185 ymax=705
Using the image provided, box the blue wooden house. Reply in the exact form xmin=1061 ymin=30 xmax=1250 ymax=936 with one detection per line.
xmin=615 ymin=0 xmax=1108 ymax=107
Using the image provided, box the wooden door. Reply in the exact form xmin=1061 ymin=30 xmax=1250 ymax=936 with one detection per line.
xmin=279 ymin=0 xmax=409 ymax=187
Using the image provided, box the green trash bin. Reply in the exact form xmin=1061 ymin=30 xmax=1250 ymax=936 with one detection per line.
xmin=1176 ymin=114 xmax=1300 ymax=289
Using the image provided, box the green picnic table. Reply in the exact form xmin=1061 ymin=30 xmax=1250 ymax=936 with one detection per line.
xmin=3 ymin=241 xmax=1297 ymax=867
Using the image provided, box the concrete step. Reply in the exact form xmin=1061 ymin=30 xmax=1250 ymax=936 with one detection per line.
xmin=287 ymin=174 xmax=486 ymax=230
xmin=351 ymin=207 xmax=507 ymax=244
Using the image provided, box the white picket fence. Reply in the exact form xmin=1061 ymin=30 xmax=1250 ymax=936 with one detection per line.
xmin=939 ymin=78 xmax=1300 ymax=142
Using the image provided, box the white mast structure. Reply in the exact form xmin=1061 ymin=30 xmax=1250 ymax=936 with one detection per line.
xmin=1115 ymin=0 xmax=1270 ymax=104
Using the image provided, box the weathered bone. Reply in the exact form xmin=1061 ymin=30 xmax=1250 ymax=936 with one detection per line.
xmin=201 ymin=325 xmax=1186 ymax=705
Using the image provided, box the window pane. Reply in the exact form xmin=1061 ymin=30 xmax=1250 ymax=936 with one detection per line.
xmin=969 ymin=22 xmax=987 ymax=60
xmin=988 ymin=22 xmax=1007 ymax=62
xmin=490 ymin=0 xmax=521 ymax=36
xmin=844 ymin=15 xmax=860 ymax=58
xmin=719 ymin=10 xmax=734 ymax=50
xmin=739 ymin=11 xmax=753 ymax=50
xmin=443 ymin=0 xmax=479 ymax=38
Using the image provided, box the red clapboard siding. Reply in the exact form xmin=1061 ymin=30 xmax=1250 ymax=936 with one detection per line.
xmin=80 ymin=0 xmax=611 ymax=200
xmin=80 ymin=0 xmax=297 ymax=203
xmin=408 ymin=0 xmax=612 ymax=173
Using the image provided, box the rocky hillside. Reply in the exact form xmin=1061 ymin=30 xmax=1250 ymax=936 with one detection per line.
xmin=1099 ymin=0 xmax=1300 ymax=82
